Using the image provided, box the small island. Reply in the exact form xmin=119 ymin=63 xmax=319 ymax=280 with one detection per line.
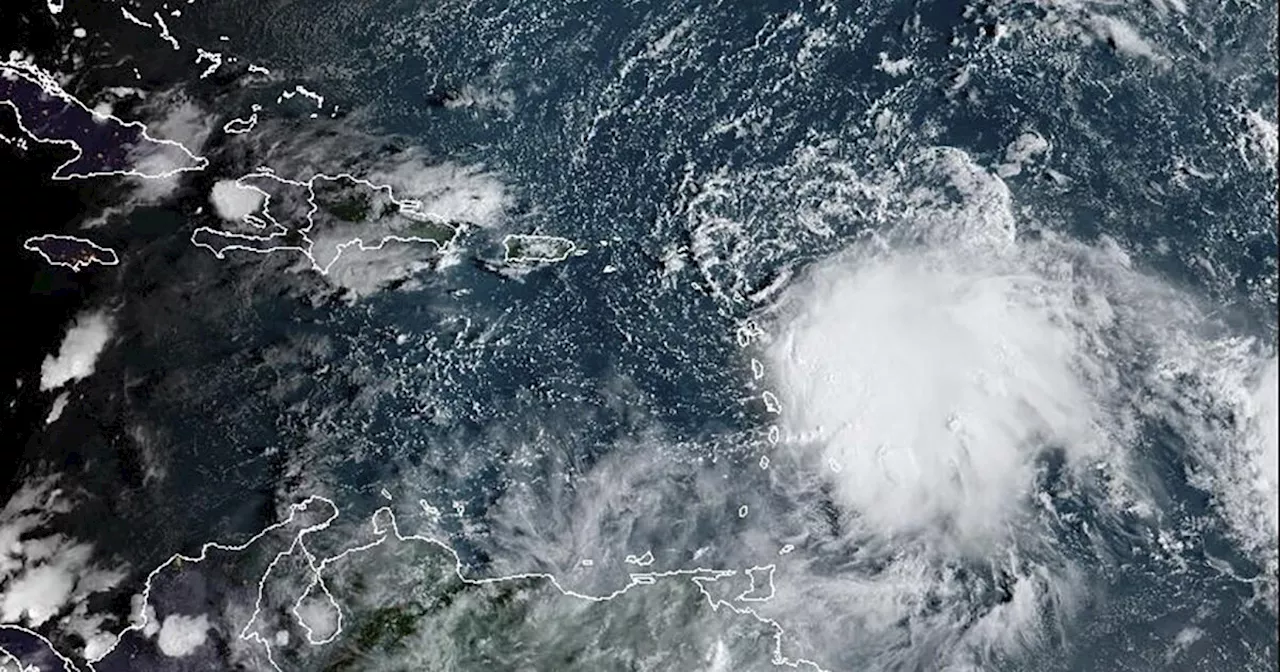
xmin=502 ymin=234 xmax=576 ymax=263
xmin=23 ymin=234 xmax=119 ymax=272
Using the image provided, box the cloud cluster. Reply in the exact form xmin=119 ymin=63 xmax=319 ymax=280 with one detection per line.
xmin=756 ymin=146 xmax=1278 ymax=667
xmin=0 ymin=476 xmax=127 ymax=656
xmin=209 ymin=179 xmax=266 ymax=222
xmin=156 ymin=613 xmax=211 ymax=657
xmin=771 ymin=242 xmax=1116 ymax=548
xmin=39 ymin=310 xmax=113 ymax=392
xmin=127 ymin=96 xmax=214 ymax=203
xmin=473 ymin=145 xmax=1278 ymax=670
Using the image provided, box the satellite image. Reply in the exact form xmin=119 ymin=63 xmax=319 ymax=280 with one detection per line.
xmin=0 ymin=0 xmax=1276 ymax=671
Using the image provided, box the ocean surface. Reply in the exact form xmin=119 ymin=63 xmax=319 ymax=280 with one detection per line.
xmin=1 ymin=0 xmax=1275 ymax=670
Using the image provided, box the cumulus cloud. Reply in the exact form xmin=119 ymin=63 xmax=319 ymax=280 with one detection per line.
xmin=1239 ymin=108 xmax=1278 ymax=171
xmin=766 ymin=148 xmax=1136 ymax=553
xmin=126 ymin=160 xmax=183 ymax=203
xmin=148 ymin=98 xmax=213 ymax=152
xmin=369 ymin=159 xmax=509 ymax=228
xmin=997 ymin=131 xmax=1050 ymax=177
xmin=1249 ymin=359 xmax=1280 ymax=545
xmin=210 ymin=179 xmax=266 ymax=222
xmin=126 ymin=96 xmax=212 ymax=203
xmin=1148 ymin=346 xmax=1280 ymax=580
xmin=312 ymin=238 xmax=442 ymax=298
xmin=0 ymin=561 xmax=76 ymax=626
xmin=771 ymin=244 xmax=1116 ymax=547
xmin=293 ymin=592 xmax=340 ymax=643
xmin=0 ymin=476 xmax=126 ymax=638
xmin=0 ymin=481 xmax=70 ymax=579
xmin=1088 ymin=15 xmax=1166 ymax=63
xmin=740 ymin=144 xmax=1277 ymax=666
xmin=40 ymin=310 xmax=113 ymax=391
xmin=44 ymin=391 xmax=69 ymax=425
xmin=65 ymin=603 xmax=120 ymax=662
xmin=156 ymin=613 xmax=211 ymax=657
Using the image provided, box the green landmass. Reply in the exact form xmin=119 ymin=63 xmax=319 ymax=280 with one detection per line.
xmin=318 ymin=192 xmax=373 ymax=222
xmin=402 ymin=218 xmax=457 ymax=245
xmin=504 ymin=235 xmax=574 ymax=262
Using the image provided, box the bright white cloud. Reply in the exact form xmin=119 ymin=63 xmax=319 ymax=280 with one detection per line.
xmin=81 ymin=631 xmax=116 ymax=662
xmin=1088 ymin=15 xmax=1166 ymax=64
xmin=40 ymin=310 xmax=113 ymax=391
xmin=294 ymin=593 xmax=340 ymax=642
xmin=156 ymin=613 xmax=210 ymax=657
xmin=741 ymin=143 xmax=1279 ymax=667
xmin=148 ymin=99 xmax=212 ymax=152
xmin=0 ymin=476 xmax=127 ymax=640
xmin=997 ymin=131 xmax=1050 ymax=177
xmin=1240 ymin=108 xmax=1278 ymax=170
xmin=124 ymin=96 xmax=211 ymax=203
xmin=1152 ymin=347 xmax=1280 ymax=578
xmin=370 ymin=159 xmax=509 ymax=228
xmin=767 ymin=148 xmax=1126 ymax=551
xmin=0 ymin=562 xmax=75 ymax=626
xmin=45 ymin=391 xmax=69 ymax=425
xmin=127 ymin=162 xmax=183 ymax=203
xmin=317 ymin=238 xmax=437 ymax=298
xmin=771 ymin=240 xmax=1115 ymax=548
xmin=1250 ymin=359 xmax=1280 ymax=546
xmin=209 ymin=179 xmax=265 ymax=222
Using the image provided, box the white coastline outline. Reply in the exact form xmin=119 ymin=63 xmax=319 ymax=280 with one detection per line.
xmin=500 ymin=234 xmax=577 ymax=263
xmin=223 ymin=105 xmax=261 ymax=135
xmin=0 ymin=13 xmax=830 ymax=669
xmin=191 ymin=170 xmax=461 ymax=276
xmin=0 ymin=58 xmax=209 ymax=181
xmin=119 ymin=8 xmax=151 ymax=28
xmin=0 ymin=494 xmax=829 ymax=672
xmin=152 ymin=13 xmax=180 ymax=51
xmin=22 ymin=234 xmax=120 ymax=272
xmin=0 ymin=624 xmax=79 ymax=672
